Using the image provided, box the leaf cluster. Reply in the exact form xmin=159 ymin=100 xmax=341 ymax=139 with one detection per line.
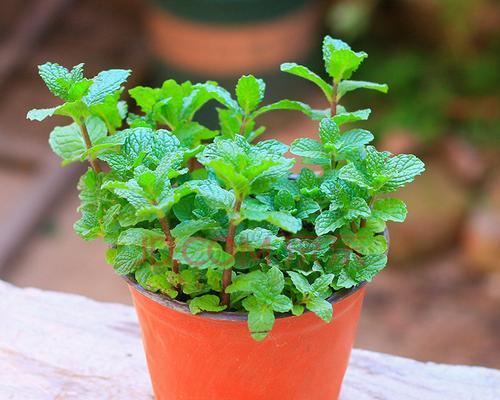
xmin=28 ymin=36 xmax=424 ymax=340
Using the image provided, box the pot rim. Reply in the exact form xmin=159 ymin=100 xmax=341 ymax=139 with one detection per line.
xmin=124 ymin=275 xmax=366 ymax=321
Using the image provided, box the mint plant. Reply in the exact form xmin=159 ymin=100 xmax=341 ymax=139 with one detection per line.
xmin=28 ymin=36 xmax=424 ymax=341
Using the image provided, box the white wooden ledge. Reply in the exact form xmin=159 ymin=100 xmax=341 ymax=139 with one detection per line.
xmin=1 ymin=280 xmax=499 ymax=400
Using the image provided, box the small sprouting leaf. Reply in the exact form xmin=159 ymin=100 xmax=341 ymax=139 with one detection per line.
xmin=189 ymin=294 xmax=227 ymax=314
xmin=236 ymin=75 xmax=265 ymax=114
xmin=322 ymin=36 xmax=367 ymax=82
xmin=83 ymin=69 xmax=131 ymax=106
xmin=319 ymin=118 xmax=340 ymax=144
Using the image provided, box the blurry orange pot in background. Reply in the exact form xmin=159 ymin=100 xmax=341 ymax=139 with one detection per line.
xmin=128 ymin=279 xmax=366 ymax=400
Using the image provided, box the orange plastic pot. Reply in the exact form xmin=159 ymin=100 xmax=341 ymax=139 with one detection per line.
xmin=127 ymin=277 xmax=366 ymax=400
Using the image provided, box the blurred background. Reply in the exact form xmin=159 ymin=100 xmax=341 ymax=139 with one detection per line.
xmin=0 ymin=0 xmax=498 ymax=368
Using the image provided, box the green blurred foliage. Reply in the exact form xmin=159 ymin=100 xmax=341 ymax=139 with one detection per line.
xmin=327 ymin=0 xmax=500 ymax=145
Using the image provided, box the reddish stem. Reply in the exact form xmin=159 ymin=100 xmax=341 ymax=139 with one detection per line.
xmin=331 ymin=82 xmax=338 ymax=117
xmin=159 ymin=217 xmax=179 ymax=274
xmin=220 ymin=199 xmax=242 ymax=307
xmin=78 ymin=121 xmax=101 ymax=173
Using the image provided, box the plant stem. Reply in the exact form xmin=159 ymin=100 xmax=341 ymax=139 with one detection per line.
xmin=239 ymin=115 xmax=247 ymax=136
xmin=77 ymin=121 xmax=101 ymax=173
xmin=159 ymin=217 xmax=179 ymax=274
xmin=221 ymin=199 xmax=242 ymax=307
xmin=360 ymin=196 xmax=375 ymax=229
xmin=331 ymin=82 xmax=338 ymax=117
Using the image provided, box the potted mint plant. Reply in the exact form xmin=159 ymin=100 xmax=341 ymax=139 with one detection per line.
xmin=28 ymin=36 xmax=424 ymax=400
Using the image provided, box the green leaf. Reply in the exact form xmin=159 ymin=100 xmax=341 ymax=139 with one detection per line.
xmin=382 ymin=154 xmax=426 ymax=192
xmin=49 ymin=123 xmax=85 ymax=163
xmin=117 ymin=228 xmax=166 ymax=249
xmin=322 ymin=36 xmax=367 ymax=82
xmin=129 ymin=86 xmax=161 ymax=113
xmin=252 ymin=99 xmax=316 ymax=119
xmin=290 ymin=138 xmax=329 ymax=164
xmin=265 ymin=211 xmax=302 ymax=233
xmin=341 ymin=227 xmax=387 ymax=255
xmin=26 ymin=106 xmax=59 ymax=121
xmin=236 ymin=75 xmax=265 ymax=114
xmin=83 ymin=69 xmax=131 ymax=106
xmin=171 ymin=218 xmax=218 ymax=239
xmin=314 ymin=209 xmax=345 ymax=235
xmin=372 ymin=198 xmax=407 ymax=222
xmin=337 ymin=80 xmax=388 ymax=100
xmin=280 ymin=63 xmax=333 ymax=100
xmin=288 ymin=271 xmax=312 ymax=294
xmin=113 ymin=245 xmax=145 ymax=275
xmin=305 ymin=297 xmax=333 ymax=323
xmin=332 ymin=109 xmax=371 ymax=125
xmin=38 ymin=62 xmax=86 ymax=100
xmin=335 ymin=129 xmax=374 ymax=154
xmin=319 ymin=118 xmax=340 ymax=144
xmin=235 ymin=228 xmax=284 ymax=251
xmin=189 ymin=295 xmax=227 ymax=314
xmin=187 ymin=180 xmax=235 ymax=210
xmin=135 ymin=264 xmax=177 ymax=297
xmin=174 ymin=237 xmax=234 ymax=269
xmin=274 ymin=190 xmax=295 ymax=211
xmin=242 ymin=296 xmax=275 ymax=341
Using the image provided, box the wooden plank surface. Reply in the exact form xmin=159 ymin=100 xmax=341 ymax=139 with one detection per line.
xmin=1 ymin=280 xmax=499 ymax=400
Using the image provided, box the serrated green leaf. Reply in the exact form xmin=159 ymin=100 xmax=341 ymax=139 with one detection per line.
xmin=113 ymin=245 xmax=145 ymax=275
xmin=242 ymin=295 xmax=275 ymax=341
xmin=319 ymin=118 xmax=340 ymax=144
xmin=306 ymin=297 xmax=333 ymax=322
xmin=83 ymin=69 xmax=131 ymax=106
xmin=335 ymin=129 xmax=374 ymax=154
xmin=171 ymin=218 xmax=218 ymax=239
xmin=26 ymin=106 xmax=60 ymax=121
xmin=235 ymin=228 xmax=284 ymax=251
xmin=322 ymin=36 xmax=367 ymax=82
xmin=236 ymin=75 xmax=265 ymax=114
xmin=187 ymin=180 xmax=235 ymax=210
xmin=117 ymin=228 xmax=166 ymax=249
xmin=314 ymin=209 xmax=345 ymax=235
xmin=341 ymin=227 xmax=387 ymax=255
xmin=290 ymin=138 xmax=329 ymax=164
xmin=174 ymin=237 xmax=234 ymax=269
xmin=332 ymin=108 xmax=371 ymax=125
xmin=189 ymin=294 xmax=226 ymax=314
xmin=135 ymin=264 xmax=178 ymax=297
xmin=288 ymin=271 xmax=312 ymax=294
xmin=129 ymin=86 xmax=161 ymax=113
xmin=252 ymin=99 xmax=316 ymax=119
xmin=49 ymin=123 xmax=85 ymax=163
xmin=372 ymin=198 xmax=407 ymax=222
xmin=337 ymin=80 xmax=388 ymax=100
